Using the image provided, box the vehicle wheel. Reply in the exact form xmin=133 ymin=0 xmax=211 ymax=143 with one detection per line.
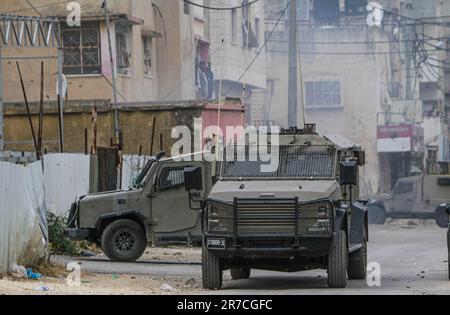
xmin=348 ymin=232 xmax=367 ymax=280
xmin=368 ymin=205 xmax=386 ymax=225
xmin=202 ymin=245 xmax=223 ymax=290
xmin=435 ymin=207 xmax=449 ymax=228
xmin=101 ymin=219 xmax=147 ymax=262
xmin=230 ymin=268 xmax=251 ymax=280
xmin=328 ymin=230 xmax=348 ymax=288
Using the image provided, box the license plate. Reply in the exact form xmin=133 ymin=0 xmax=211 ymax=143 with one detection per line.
xmin=207 ymin=238 xmax=226 ymax=250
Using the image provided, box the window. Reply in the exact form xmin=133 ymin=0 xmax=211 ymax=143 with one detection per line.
xmin=62 ymin=21 xmax=101 ymax=75
xmin=143 ymin=37 xmax=153 ymax=77
xmin=159 ymin=167 xmax=185 ymax=191
xmin=313 ymin=0 xmax=339 ymax=23
xmin=395 ymin=183 xmax=414 ymax=195
xmin=115 ymin=23 xmax=132 ymax=75
xmin=345 ymin=0 xmax=368 ymax=16
xmin=231 ymin=9 xmax=238 ymax=44
xmin=242 ymin=0 xmax=259 ymax=48
xmin=184 ymin=2 xmax=191 ymax=14
xmin=305 ymin=81 xmax=342 ymax=108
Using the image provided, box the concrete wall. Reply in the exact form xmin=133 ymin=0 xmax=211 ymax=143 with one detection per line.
xmin=3 ymin=99 xmax=244 ymax=155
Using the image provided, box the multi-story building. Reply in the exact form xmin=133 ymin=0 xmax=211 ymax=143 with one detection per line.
xmin=208 ymin=0 xmax=267 ymax=123
xmin=263 ymin=0 xmax=426 ymax=194
xmin=0 ymin=0 xmax=212 ymax=103
xmin=0 ymin=0 xmax=164 ymax=103
xmin=402 ymin=0 xmax=450 ymax=167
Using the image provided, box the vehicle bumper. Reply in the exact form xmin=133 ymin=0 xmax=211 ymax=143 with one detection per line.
xmin=66 ymin=228 xmax=90 ymax=241
xmin=205 ymin=235 xmax=332 ymax=259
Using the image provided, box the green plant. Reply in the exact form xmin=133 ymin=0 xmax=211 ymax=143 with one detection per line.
xmin=47 ymin=211 xmax=78 ymax=256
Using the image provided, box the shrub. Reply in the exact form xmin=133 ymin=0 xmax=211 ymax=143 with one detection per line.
xmin=47 ymin=211 xmax=78 ymax=256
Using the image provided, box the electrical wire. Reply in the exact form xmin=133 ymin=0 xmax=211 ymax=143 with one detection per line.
xmin=182 ymin=0 xmax=260 ymax=11
xmin=1 ymin=0 xmax=72 ymax=15
xmin=382 ymin=7 xmax=450 ymax=29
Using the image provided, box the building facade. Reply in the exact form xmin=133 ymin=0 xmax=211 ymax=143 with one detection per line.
xmin=263 ymin=0 xmax=429 ymax=195
xmin=208 ymin=0 xmax=267 ymax=123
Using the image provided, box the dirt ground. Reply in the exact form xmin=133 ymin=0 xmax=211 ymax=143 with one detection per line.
xmin=0 ymin=246 xmax=204 ymax=295
xmin=1 ymin=219 xmax=448 ymax=295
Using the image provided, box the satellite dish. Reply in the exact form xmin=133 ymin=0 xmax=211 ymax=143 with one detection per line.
xmin=367 ymin=2 xmax=384 ymax=28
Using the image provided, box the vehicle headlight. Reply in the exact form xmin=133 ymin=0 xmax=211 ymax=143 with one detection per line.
xmin=303 ymin=202 xmax=332 ymax=234
xmin=206 ymin=202 xmax=233 ymax=234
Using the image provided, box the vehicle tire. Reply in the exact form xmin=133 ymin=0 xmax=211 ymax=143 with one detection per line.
xmin=230 ymin=268 xmax=251 ymax=280
xmin=202 ymin=245 xmax=223 ymax=290
xmin=101 ymin=219 xmax=147 ymax=262
xmin=327 ymin=230 xmax=348 ymax=289
xmin=368 ymin=205 xmax=386 ymax=225
xmin=435 ymin=207 xmax=449 ymax=228
xmin=348 ymin=232 xmax=367 ymax=280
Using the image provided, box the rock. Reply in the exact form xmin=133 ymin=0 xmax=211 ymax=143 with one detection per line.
xmin=185 ymin=278 xmax=197 ymax=287
xmin=80 ymin=250 xmax=96 ymax=257
xmin=160 ymin=283 xmax=177 ymax=293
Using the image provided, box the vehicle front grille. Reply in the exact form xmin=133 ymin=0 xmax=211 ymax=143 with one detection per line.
xmin=235 ymin=199 xmax=329 ymax=236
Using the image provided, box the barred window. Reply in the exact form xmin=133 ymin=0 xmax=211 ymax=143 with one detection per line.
xmin=305 ymin=81 xmax=342 ymax=108
xmin=159 ymin=167 xmax=185 ymax=191
xmin=143 ymin=36 xmax=153 ymax=77
xmin=116 ymin=23 xmax=132 ymax=75
xmin=62 ymin=21 xmax=101 ymax=75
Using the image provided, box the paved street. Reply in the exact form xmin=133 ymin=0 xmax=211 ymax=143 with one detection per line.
xmin=57 ymin=220 xmax=450 ymax=295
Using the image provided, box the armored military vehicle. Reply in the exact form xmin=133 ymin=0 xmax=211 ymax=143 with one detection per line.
xmin=66 ymin=152 xmax=214 ymax=262
xmin=367 ymin=175 xmax=450 ymax=227
xmin=184 ymin=126 xmax=369 ymax=289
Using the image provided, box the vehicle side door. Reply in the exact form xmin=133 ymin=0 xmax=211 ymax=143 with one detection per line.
xmin=151 ymin=161 xmax=206 ymax=233
xmin=392 ymin=180 xmax=417 ymax=214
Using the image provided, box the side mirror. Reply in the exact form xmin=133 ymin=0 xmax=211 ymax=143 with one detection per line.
xmin=184 ymin=166 xmax=203 ymax=191
xmin=340 ymin=160 xmax=358 ymax=186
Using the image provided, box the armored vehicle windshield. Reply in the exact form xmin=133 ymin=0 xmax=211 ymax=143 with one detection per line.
xmin=221 ymin=144 xmax=337 ymax=180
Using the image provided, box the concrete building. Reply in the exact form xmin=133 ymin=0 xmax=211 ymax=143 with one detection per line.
xmin=402 ymin=0 xmax=450 ymax=167
xmin=262 ymin=0 xmax=426 ymax=195
xmin=0 ymin=0 xmax=213 ymax=103
xmin=0 ymin=0 xmax=215 ymax=152
xmin=208 ymin=0 xmax=267 ymax=123
xmin=0 ymin=0 xmax=164 ymax=103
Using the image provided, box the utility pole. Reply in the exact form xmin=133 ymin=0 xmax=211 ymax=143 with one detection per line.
xmin=288 ymin=0 xmax=298 ymax=128
xmin=57 ymin=48 xmax=65 ymax=152
xmin=104 ymin=0 xmax=121 ymax=144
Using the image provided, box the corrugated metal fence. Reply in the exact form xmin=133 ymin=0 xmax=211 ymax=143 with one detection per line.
xmin=0 ymin=153 xmax=150 ymax=273
xmin=0 ymin=161 xmax=47 ymax=273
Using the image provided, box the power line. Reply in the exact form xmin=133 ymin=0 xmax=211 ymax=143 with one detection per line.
xmin=267 ymin=49 xmax=444 ymax=56
xmin=382 ymin=7 xmax=450 ymax=28
xmin=224 ymin=0 xmax=290 ymax=96
xmin=182 ymin=0 xmax=260 ymax=11
xmin=1 ymin=0 xmax=72 ymax=15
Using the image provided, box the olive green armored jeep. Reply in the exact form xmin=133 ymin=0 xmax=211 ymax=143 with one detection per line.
xmin=67 ymin=152 xmax=214 ymax=262
xmin=184 ymin=126 xmax=369 ymax=289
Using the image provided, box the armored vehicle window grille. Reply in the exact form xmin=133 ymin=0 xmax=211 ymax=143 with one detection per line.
xmin=222 ymin=145 xmax=336 ymax=179
xmin=159 ymin=167 xmax=185 ymax=191
xmin=278 ymin=145 xmax=336 ymax=178
xmin=222 ymin=146 xmax=278 ymax=178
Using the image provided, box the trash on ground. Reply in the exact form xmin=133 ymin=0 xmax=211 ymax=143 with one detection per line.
xmin=159 ymin=283 xmax=177 ymax=293
xmin=26 ymin=269 xmax=42 ymax=280
xmin=34 ymin=286 xmax=50 ymax=292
